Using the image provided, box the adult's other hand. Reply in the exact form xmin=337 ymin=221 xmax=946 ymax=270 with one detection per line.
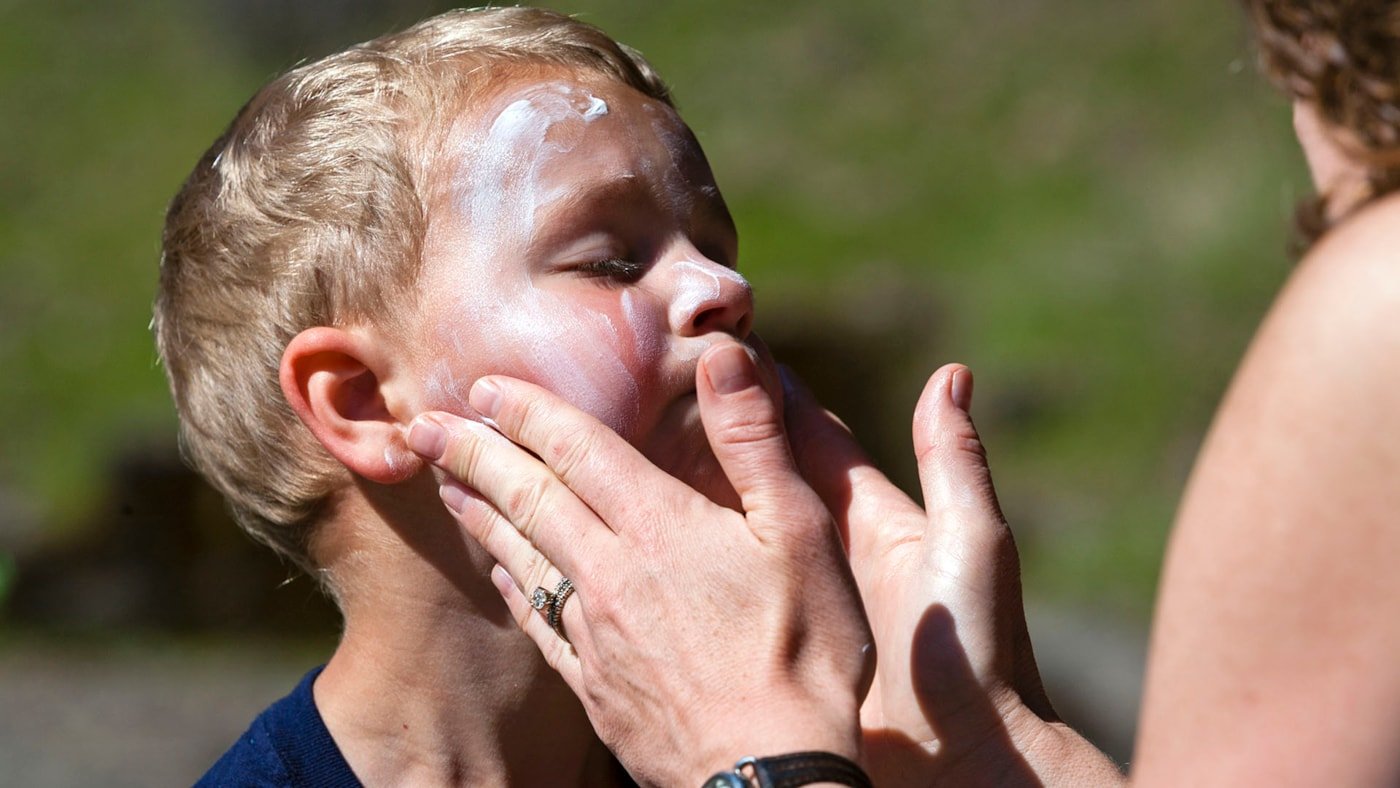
xmin=784 ymin=364 xmax=1122 ymax=786
xmin=407 ymin=340 xmax=872 ymax=787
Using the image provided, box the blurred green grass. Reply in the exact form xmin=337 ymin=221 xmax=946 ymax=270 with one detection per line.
xmin=0 ymin=0 xmax=1306 ymax=619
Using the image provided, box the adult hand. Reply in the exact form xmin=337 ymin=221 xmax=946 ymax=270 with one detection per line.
xmin=784 ymin=365 xmax=1122 ymax=785
xmin=406 ymin=340 xmax=872 ymax=787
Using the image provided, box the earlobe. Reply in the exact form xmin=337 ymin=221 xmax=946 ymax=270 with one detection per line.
xmin=280 ymin=326 xmax=424 ymax=484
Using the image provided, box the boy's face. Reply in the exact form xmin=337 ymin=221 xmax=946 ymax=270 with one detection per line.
xmin=405 ymin=72 xmax=755 ymax=503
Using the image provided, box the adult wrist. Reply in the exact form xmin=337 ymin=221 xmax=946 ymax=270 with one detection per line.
xmin=694 ymin=695 xmax=861 ymax=785
xmin=702 ymin=751 xmax=872 ymax=788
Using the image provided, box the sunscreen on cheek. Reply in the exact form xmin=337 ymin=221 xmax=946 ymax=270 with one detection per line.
xmin=621 ymin=289 xmax=668 ymax=365
xmin=510 ymin=287 xmax=641 ymax=435
xmin=425 ymin=358 xmax=473 ymax=414
xmin=427 ymin=82 xmax=704 ymax=441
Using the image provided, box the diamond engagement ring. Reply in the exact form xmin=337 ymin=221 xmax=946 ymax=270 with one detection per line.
xmin=530 ymin=585 xmax=554 ymax=612
xmin=528 ymin=577 xmax=575 ymax=642
xmin=547 ymin=578 xmax=574 ymax=639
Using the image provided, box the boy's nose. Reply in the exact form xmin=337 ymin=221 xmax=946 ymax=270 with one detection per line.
xmin=668 ymin=258 xmax=754 ymax=339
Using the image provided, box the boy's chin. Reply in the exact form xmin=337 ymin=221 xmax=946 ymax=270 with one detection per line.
xmin=640 ymin=403 xmax=742 ymax=511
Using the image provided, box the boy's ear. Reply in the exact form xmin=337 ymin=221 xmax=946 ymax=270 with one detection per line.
xmin=280 ymin=327 xmax=422 ymax=484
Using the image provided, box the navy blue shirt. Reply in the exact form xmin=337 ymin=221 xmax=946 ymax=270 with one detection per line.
xmin=197 ymin=666 xmax=360 ymax=787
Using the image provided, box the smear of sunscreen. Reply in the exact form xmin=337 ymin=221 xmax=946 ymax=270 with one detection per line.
xmin=583 ymin=95 xmax=608 ymax=121
xmin=442 ymin=83 xmax=642 ymax=433
xmin=668 ymin=259 xmax=751 ymax=328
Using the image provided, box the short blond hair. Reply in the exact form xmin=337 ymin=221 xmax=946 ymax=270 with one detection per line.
xmin=154 ymin=7 xmax=673 ymax=573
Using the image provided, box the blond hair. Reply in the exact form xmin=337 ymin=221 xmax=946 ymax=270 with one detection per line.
xmin=154 ymin=7 xmax=672 ymax=573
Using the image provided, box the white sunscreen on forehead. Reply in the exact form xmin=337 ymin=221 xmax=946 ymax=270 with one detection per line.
xmin=583 ymin=95 xmax=609 ymax=121
xmin=461 ymin=86 xmax=612 ymax=260
xmin=448 ymin=84 xmax=639 ymax=432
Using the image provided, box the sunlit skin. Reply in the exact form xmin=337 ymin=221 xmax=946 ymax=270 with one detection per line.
xmin=399 ymin=74 xmax=755 ymax=507
xmin=278 ymin=70 xmax=761 ymax=786
xmin=1134 ymin=100 xmax=1400 ymax=785
xmin=1293 ymin=100 xmax=1371 ymax=221
xmin=399 ymin=88 xmax=1400 ymax=785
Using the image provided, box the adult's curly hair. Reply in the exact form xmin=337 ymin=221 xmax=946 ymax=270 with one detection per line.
xmin=1245 ymin=0 xmax=1400 ymax=247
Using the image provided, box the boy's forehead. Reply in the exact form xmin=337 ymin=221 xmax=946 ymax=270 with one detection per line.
xmin=426 ymin=69 xmax=722 ymax=224
xmin=447 ymin=72 xmax=701 ymax=167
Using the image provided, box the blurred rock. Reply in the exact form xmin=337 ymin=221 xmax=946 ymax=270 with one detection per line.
xmin=763 ymin=268 xmax=947 ymax=496
xmin=0 ymin=482 xmax=42 ymax=553
xmin=4 ymin=446 xmax=339 ymax=635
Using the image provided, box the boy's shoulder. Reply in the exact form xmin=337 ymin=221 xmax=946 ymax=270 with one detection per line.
xmin=196 ymin=666 xmax=360 ymax=788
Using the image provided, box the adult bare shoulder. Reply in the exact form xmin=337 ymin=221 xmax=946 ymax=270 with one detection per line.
xmin=1135 ymin=195 xmax=1400 ymax=787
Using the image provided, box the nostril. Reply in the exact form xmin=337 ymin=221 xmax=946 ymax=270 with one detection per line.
xmin=693 ymin=302 xmax=752 ymax=338
xmin=670 ymin=258 xmax=754 ymax=337
xmin=735 ymin=310 xmax=753 ymax=338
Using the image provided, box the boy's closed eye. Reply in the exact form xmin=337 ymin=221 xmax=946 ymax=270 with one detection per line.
xmin=576 ymin=256 xmax=647 ymax=284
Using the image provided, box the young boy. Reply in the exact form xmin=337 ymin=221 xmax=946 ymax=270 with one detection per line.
xmin=156 ymin=7 xmax=756 ymax=784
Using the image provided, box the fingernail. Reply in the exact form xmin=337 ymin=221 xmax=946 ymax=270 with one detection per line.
xmin=951 ymin=368 xmax=973 ymax=414
xmin=705 ymin=344 xmax=756 ymax=395
xmin=406 ymin=416 xmax=447 ymax=460
xmin=470 ymin=378 xmax=502 ymax=418
xmin=439 ymin=478 xmax=470 ymax=513
xmin=491 ymin=564 xmax=517 ymax=595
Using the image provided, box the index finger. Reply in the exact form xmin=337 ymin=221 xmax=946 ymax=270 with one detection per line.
xmin=411 ymin=411 xmax=607 ymax=574
xmin=467 ymin=376 xmax=702 ymax=527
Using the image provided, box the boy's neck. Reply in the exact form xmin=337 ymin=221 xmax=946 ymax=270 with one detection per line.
xmin=311 ymin=486 xmax=618 ymax=786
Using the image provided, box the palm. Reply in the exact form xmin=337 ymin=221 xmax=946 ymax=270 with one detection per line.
xmin=787 ymin=368 xmax=1047 ymax=785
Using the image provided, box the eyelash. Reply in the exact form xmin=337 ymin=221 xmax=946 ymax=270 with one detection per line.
xmin=576 ymin=257 xmax=646 ymax=283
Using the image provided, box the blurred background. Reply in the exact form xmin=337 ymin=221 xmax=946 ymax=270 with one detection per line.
xmin=0 ymin=0 xmax=1305 ymax=783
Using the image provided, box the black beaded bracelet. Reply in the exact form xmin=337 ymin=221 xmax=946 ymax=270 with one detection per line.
xmin=702 ymin=751 xmax=872 ymax=788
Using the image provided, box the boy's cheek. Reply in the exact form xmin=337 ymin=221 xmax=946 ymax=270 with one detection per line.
xmin=410 ymin=293 xmax=674 ymax=440
xmin=419 ymin=359 xmax=481 ymax=417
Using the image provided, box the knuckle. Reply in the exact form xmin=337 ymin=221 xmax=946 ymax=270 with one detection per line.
xmin=585 ymin=584 xmax=619 ymax=626
xmin=446 ymin=430 xmax=488 ymax=483
xmin=516 ymin=546 xmax=551 ymax=593
xmin=953 ymin=432 xmax=987 ymax=463
xmin=542 ymin=422 xmax=595 ymax=478
xmin=542 ymin=637 xmax=568 ymax=671
xmin=473 ymin=506 xmax=505 ymax=548
xmin=919 ymin=423 xmax=986 ymax=465
xmin=504 ymin=472 xmax=552 ymax=537
xmin=714 ymin=411 xmax=785 ymax=450
xmin=504 ymin=392 xmax=545 ymax=441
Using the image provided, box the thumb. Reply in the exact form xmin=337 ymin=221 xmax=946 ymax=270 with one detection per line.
xmin=916 ymin=366 xmax=1054 ymax=715
xmin=914 ymin=364 xmax=1007 ymax=528
xmin=696 ymin=341 xmax=825 ymax=532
